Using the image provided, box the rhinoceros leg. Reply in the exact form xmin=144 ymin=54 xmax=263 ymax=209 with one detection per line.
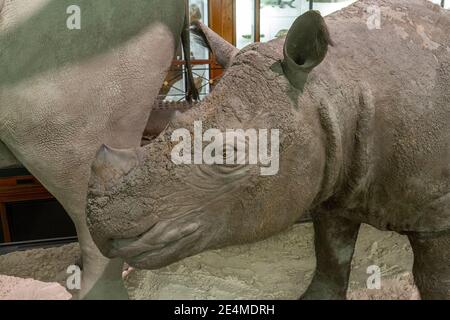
xmin=72 ymin=216 xmax=128 ymax=300
xmin=408 ymin=230 xmax=450 ymax=300
xmin=301 ymin=212 xmax=360 ymax=300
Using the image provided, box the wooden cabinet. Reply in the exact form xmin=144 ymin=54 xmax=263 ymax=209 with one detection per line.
xmin=0 ymin=174 xmax=53 ymax=243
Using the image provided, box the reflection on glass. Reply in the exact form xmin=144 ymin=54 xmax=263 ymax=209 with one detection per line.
xmin=190 ymin=0 xmax=209 ymax=60
xmin=430 ymin=0 xmax=449 ymax=9
xmin=312 ymin=0 xmax=359 ymax=16
xmin=190 ymin=0 xmax=210 ymax=98
xmin=261 ymin=0 xmax=358 ymax=43
xmin=163 ymin=0 xmax=210 ymax=101
xmin=260 ymin=0 xmax=306 ymax=43
xmin=236 ymin=0 xmax=256 ymax=49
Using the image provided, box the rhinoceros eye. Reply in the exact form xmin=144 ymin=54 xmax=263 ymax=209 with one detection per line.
xmin=222 ymin=142 xmax=241 ymax=167
xmin=222 ymin=132 xmax=254 ymax=167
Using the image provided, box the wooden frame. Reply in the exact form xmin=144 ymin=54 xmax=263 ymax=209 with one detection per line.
xmin=208 ymin=0 xmax=235 ymax=79
xmin=0 ymin=175 xmax=53 ymax=243
xmin=254 ymin=0 xmax=261 ymax=43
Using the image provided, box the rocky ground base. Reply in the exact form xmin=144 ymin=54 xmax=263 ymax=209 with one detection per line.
xmin=0 ymin=275 xmax=71 ymax=300
xmin=0 ymin=224 xmax=419 ymax=300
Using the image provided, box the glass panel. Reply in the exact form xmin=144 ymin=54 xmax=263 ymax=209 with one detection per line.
xmin=260 ymin=0 xmax=358 ymax=43
xmin=190 ymin=0 xmax=209 ymax=60
xmin=236 ymin=0 xmax=256 ymax=49
xmin=162 ymin=0 xmax=210 ymax=101
xmin=190 ymin=0 xmax=211 ymax=98
xmin=430 ymin=0 xmax=450 ymax=9
xmin=312 ymin=0 xmax=358 ymax=16
xmin=260 ymin=0 xmax=307 ymax=43
xmin=162 ymin=63 xmax=212 ymax=101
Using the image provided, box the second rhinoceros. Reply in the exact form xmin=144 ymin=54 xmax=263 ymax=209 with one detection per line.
xmin=0 ymin=0 xmax=200 ymax=299
xmin=87 ymin=0 xmax=450 ymax=299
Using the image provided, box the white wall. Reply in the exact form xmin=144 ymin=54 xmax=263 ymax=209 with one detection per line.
xmin=430 ymin=0 xmax=450 ymax=9
xmin=236 ymin=0 xmax=359 ymax=47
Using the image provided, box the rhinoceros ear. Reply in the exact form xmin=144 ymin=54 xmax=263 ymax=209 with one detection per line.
xmin=191 ymin=20 xmax=239 ymax=69
xmin=282 ymin=10 xmax=333 ymax=91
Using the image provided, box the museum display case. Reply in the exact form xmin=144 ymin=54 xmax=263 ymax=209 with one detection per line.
xmin=236 ymin=0 xmax=358 ymax=47
xmin=162 ymin=0 xmax=361 ymax=100
xmin=0 ymin=0 xmax=449 ymax=303
xmin=161 ymin=0 xmax=214 ymax=102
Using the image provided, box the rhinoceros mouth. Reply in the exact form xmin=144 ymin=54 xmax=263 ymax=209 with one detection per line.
xmin=105 ymin=220 xmax=202 ymax=267
xmin=122 ymin=229 xmax=203 ymax=269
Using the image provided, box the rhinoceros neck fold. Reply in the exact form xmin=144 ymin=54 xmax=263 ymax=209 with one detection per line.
xmin=312 ymin=97 xmax=344 ymax=205
xmin=309 ymin=82 xmax=377 ymax=209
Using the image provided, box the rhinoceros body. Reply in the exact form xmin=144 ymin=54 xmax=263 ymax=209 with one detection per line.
xmin=0 ymin=0 xmax=196 ymax=299
xmin=87 ymin=0 xmax=449 ymax=299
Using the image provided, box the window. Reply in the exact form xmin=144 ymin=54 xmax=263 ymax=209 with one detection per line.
xmin=431 ymin=0 xmax=449 ymax=9
xmin=237 ymin=0 xmax=358 ymax=45
xmin=160 ymin=0 xmax=212 ymax=102
xmin=159 ymin=0 xmax=448 ymax=102
xmin=236 ymin=0 xmax=256 ymax=49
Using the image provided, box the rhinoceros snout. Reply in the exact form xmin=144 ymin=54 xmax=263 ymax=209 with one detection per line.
xmin=86 ymin=194 xmax=161 ymax=258
xmin=103 ymin=220 xmax=203 ymax=269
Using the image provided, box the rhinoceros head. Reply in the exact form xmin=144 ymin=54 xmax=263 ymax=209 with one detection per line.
xmin=86 ymin=11 xmax=332 ymax=269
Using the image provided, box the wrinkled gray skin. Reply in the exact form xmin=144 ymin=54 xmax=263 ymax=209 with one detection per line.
xmin=87 ymin=0 xmax=450 ymax=299
xmin=0 ymin=0 xmax=195 ymax=299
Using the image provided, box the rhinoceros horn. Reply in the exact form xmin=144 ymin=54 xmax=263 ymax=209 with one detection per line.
xmin=90 ymin=145 xmax=140 ymax=191
xmin=282 ymin=10 xmax=333 ymax=91
xmin=191 ymin=20 xmax=239 ymax=68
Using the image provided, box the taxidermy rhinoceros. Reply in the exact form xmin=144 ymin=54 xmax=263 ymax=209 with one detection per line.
xmin=87 ymin=0 xmax=450 ymax=299
xmin=0 ymin=0 xmax=199 ymax=299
